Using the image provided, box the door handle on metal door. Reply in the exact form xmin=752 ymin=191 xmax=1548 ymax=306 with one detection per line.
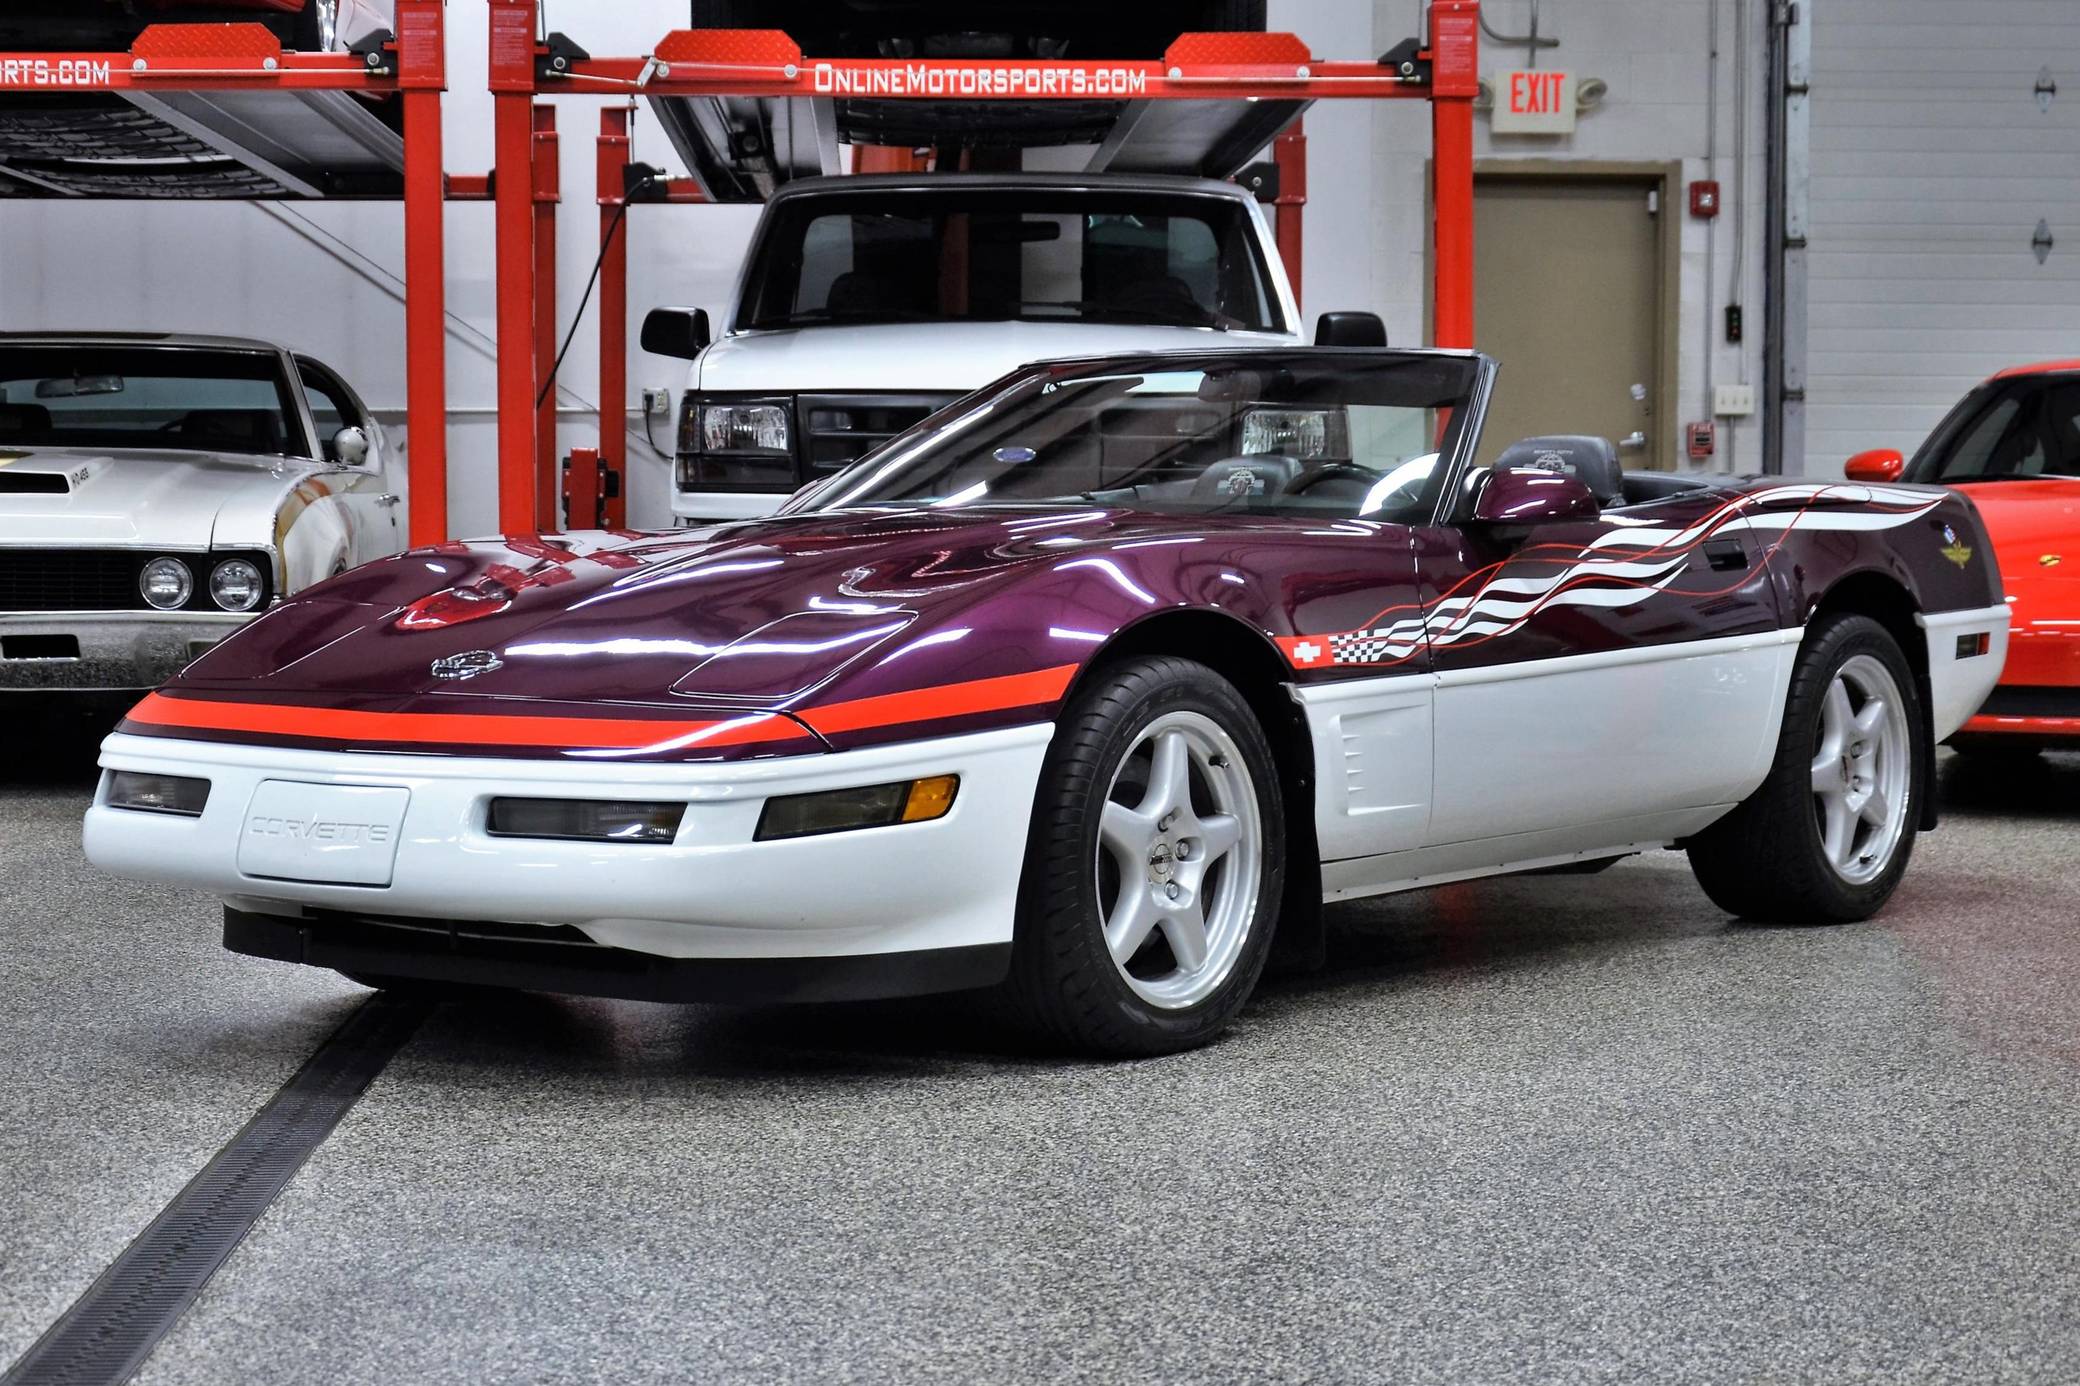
xmin=376 ymin=494 xmax=402 ymax=508
xmin=1619 ymin=432 xmax=1647 ymax=451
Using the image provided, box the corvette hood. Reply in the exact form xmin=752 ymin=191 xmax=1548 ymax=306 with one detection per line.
xmin=697 ymin=321 xmax=1298 ymax=393
xmin=0 ymin=446 xmax=315 ymax=548
xmin=176 ymin=507 xmax=1182 ymax=709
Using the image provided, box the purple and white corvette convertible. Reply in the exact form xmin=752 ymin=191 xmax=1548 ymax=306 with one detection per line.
xmin=84 ymin=350 xmax=2009 ymax=1055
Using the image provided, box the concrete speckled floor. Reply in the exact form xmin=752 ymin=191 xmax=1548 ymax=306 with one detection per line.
xmin=4 ymin=724 xmax=2078 ymax=1384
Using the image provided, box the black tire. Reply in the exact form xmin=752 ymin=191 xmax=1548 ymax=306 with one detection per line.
xmin=1687 ymin=613 xmax=1925 ymax=923
xmin=998 ymin=656 xmax=1284 ymax=1057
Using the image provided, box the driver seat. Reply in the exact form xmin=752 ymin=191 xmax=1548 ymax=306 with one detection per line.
xmin=1493 ymin=435 xmax=1624 ymax=508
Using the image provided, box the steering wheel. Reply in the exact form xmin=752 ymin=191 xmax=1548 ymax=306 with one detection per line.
xmin=1286 ymin=461 xmax=1383 ymax=497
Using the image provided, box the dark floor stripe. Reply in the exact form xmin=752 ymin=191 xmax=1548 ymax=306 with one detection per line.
xmin=1 ymin=994 xmax=429 ymax=1386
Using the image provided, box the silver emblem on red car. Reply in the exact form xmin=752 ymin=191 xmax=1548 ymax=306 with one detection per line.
xmin=430 ymin=650 xmax=503 ymax=681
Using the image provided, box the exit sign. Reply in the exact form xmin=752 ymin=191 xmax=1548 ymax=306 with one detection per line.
xmin=1493 ymin=69 xmax=1576 ymax=134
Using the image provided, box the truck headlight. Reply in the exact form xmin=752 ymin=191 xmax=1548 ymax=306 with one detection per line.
xmin=700 ymin=402 xmax=792 ymax=455
xmin=139 ymin=557 xmax=194 ymax=611
xmin=209 ymin=558 xmax=266 ymax=612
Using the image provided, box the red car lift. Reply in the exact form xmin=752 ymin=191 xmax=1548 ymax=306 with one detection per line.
xmin=490 ymin=0 xmax=1481 ymax=533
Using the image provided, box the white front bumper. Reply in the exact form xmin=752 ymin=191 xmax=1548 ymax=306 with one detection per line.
xmin=1918 ymin=602 xmax=2011 ymax=740
xmin=85 ymin=724 xmax=1052 ymax=960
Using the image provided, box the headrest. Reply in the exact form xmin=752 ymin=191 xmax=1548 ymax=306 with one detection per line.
xmin=1192 ymin=454 xmax=1301 ymax=505
xmin=1493 ymin=434 xmax=1623 ymax=506
xmin=0 ymin=403 xmax=53 ymax=436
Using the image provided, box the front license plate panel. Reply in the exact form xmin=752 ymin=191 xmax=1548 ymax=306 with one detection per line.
xmin=237 ymin=781 xmax=409 ymax=887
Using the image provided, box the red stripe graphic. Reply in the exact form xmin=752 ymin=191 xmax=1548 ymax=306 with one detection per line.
xmin=123 ymin=662 xmax=1082 ymax=751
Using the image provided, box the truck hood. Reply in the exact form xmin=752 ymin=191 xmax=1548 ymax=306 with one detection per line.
xmin=0 ymin=446 xmax=318 ymax=549
xmin=696 ymin=321 xmax=1299 ymax=393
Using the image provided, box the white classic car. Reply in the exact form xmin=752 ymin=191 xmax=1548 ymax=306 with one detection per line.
xmin=0 ymin=332 xmax=403 ymax=694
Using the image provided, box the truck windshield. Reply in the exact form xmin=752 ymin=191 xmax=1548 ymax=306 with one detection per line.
xmin=792 ymin=351 xmax=1480 ymax=526
xmin=0 ymin=346 xmax=301 ymax=458
xmin=738 ymin=191 xmax=1285 ymax=334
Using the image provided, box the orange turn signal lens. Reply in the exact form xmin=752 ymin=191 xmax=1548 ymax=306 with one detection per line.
xmin=902 ymin=775 xmax=960 ymax=823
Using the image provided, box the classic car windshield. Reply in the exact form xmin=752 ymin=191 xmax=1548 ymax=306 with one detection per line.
xmin=1907 ymin=376 xmax=2080 ymax=483
xmin=795 ymin=352 xmax=1482 ymax=525
xmin=0 ymin=346 xmax=302 ymax=458
xmin=738 ymin=191 xmax=1285 ymax=333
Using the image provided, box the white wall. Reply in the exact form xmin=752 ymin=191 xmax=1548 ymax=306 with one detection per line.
xmin=0 ymin=0 xmax=1771 ymax=535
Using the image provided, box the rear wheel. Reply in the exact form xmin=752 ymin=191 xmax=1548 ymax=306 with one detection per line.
xmin=1000 ymin=656 xmax=1283 ymax=1056
xmin=1688 ymin=613 xmax=1924 ymax=923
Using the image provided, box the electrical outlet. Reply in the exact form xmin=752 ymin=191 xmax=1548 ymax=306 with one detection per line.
xmin=642 ymin=388 xmax=672 ymax=418
xmin=1714 ymin=384 xmax=1756 ymax=417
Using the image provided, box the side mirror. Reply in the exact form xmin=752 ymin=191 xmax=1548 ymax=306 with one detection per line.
xmin=641 ymin=307 xmax=712 ymax=360
xmin=1469 ymin=464 xmax=1601 ymax=526
xmin=331 ymin=425 xmax=370 ymax=467
xmin=1314 ymin=311 xmax=1388 ymax=347
xmin=1844 ymin=447 xmax=1905 ymax=483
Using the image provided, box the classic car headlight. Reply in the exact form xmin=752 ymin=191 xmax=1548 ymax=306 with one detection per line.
xmin=485 ymin=798 xmax=686 ymax=844
xmin=139 ymin=557 xmax=194 ymax=611
xmin=107 ymin=771 xmax=210 ymax=817
xmin=209 ymin=558 xmax=266 ymax=613
xmin=755 ymin=775 xmax=959 ymax=841
xmin=1241 ymin=408 xmax=1352 ymax=461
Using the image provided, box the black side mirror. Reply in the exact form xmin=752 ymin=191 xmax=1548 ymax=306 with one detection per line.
xmin=641 ymin=307 xmax=711 ymax=360
xmin=1314 ymin=311 xmax=1388 ymax=347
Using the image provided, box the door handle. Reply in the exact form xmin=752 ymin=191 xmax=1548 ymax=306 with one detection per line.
xmin=375 ymin=494 xmax=402 ymax=509
xmin=1619 ymin=432 xmax=1648 ymax=451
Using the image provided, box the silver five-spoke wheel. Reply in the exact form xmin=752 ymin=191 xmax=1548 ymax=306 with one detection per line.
xmin=1808 ymin=652 xmax=1910 ymax=885
xmin=1095 ymin=711 xmax=1263 ymax=1009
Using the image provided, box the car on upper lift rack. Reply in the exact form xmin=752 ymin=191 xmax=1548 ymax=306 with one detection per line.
xmin=0 ymin=332 xmax=405 ymax=699
xmin=83 ymin=347 xmax=2009 ymax=1056
xmin=0 ymin=1 xmax=395 ymax=198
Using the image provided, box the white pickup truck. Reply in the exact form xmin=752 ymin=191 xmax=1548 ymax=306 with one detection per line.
xmin=644 ymin=171 xmax=1337 ymax=523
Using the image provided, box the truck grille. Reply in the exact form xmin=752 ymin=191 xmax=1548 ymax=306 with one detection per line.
xmin=799 ymin=393 xmax=959 ymax=476
xmin=0 ymin=551 xmax=143 ymax=611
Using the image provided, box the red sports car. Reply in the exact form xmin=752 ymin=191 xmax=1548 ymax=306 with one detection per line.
xmin=1847 ymin=359 xmax=2080 ymax=756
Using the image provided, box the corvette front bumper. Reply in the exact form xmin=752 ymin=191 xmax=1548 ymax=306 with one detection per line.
xmin=85 ymin=724 xmax=1053 ymax=995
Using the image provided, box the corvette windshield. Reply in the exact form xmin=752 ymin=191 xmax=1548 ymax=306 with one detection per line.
xmin=794 ymin=351 xmax=1481 ymax=525
xmin=0 ymin=346 xmax=300 ymax=458
xmin=1907 ymin=376 xmax=2080 ymax=483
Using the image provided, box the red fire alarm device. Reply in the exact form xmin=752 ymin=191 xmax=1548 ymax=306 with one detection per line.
xmin=1689 ymin=180 xmax=1721 ymax=218
xmin=1687 ymin=420 xmax=1717 ymax=461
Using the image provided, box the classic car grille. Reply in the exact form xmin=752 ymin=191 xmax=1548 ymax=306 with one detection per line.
xmin=0 ymin=551 xmax=142 ymax=611
xmin=799 ymin=393 xmax=959 ymax=476
xmin=1975 ymin=685 xmax=2080 ymax=720
xmin=0 ymin=473 xmax=68 ymax=495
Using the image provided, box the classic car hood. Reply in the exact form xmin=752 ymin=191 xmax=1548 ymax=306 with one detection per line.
xmin=176 ymin=507 xmax=1191 ymax=708
xmin=697 ymin=321 xmax=1298 ymax=393
xmin=0 ymin=446 xmax=319 ymax=548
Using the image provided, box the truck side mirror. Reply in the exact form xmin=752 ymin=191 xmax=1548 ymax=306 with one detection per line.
xmin=1314 ymin=311 xmax=1388 ymax=347
xmin=641 ymin=307 xmax=712 ymax=360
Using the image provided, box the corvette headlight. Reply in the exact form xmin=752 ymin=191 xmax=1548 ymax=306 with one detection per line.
xmin=139 ymin=557 xmax=193 ymax=611
xmin=209 ymin=558 xmax=266 ymax=612
xmin=700 ymin=402 xmax=792 ymax=455
xmin=755 ymin=775 xmax=959 ymax=841
xmin=486 ymin=798 xmax=686 ymax=844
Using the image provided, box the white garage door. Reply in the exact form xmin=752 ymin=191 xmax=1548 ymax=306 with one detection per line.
xmin=1805 ymin=0 xmax=2080 ymax=475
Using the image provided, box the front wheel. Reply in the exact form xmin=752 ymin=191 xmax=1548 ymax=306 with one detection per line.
xmin=1688 ymin=613 xmax=1924 ymax=923
xmin=1000 ymin=656 xmax=1284 ymax=1057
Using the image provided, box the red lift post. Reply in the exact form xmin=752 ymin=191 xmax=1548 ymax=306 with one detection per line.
xmin=0 ymin=6 xmax=455 ymax=544
xmin=491 ymin=0 xmax=1482 ymax=531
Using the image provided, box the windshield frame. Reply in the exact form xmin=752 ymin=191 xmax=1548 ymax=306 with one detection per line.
xmin=1905 ymin=373 xmax=2080 ymax=484
xmin=731 ymin=186 xmax=1291 ymax=336
xmin=783 ymin=347 xmax=1497 ymax=528
xmin=0 ymin=342 xmax=315 ymax=461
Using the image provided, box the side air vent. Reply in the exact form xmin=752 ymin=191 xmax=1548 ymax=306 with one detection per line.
xmin=0 ymin=473 xmax=68 ymax=495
